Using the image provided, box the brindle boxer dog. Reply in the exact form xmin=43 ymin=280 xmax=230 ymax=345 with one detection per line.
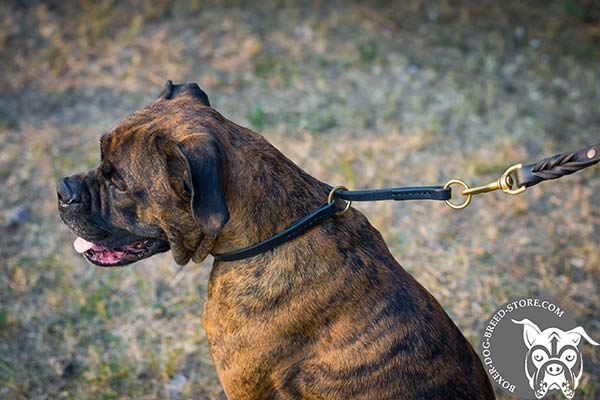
xmin=57 ymin=81 xmax=495 ymax=399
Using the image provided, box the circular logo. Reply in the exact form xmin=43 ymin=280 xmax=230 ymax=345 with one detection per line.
xmin=479 ymin=297 xmax=598 ymax=399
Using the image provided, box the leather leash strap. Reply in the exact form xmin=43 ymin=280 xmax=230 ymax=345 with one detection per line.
xmin=213 ymin=185 xmax=450 ymax=262
xmin=214 ymin=143 xmax=599 ymax=262
xmin=328 ymin=185 xmax=451 ymax=202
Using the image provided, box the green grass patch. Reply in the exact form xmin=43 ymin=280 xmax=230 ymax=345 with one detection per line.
xmin=254 ymin=56 xmax=279 ymax=77
xmin=248 ymin=106 xmax=270 ymax=131
xmin=563 ymin=0 xmax=585 ymax=20
xmin=336 ymin=157 xmax=357 ymax=184
xmin=358 ymin=40 xmax=379 ymax=64
xmin=0 ymin=310 xmax=18 ymax=333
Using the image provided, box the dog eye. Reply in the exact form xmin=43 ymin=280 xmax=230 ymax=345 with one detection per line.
xmin=109 ymin=175 xmax=127 ymax=192
xmin=101 ymin=164 xmax=127 ymax=192
xmin=101 ymin=164 xmax=113 ymax=178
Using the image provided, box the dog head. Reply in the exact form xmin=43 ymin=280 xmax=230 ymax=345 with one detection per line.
xmin=57 ymin=81 xmax=229 ymax=266
xmin=512 ymin=318 xmax=599 ymax=399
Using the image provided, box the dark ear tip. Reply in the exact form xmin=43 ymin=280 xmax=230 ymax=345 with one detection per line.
xmin=159 ymin=80 xmax=174 ymax=100
xmin=158 ymin=81 xmax=210 ymax=106
xmin=192 ymin=205 xmax=229 ymax=237
xmin=186 ymin=83 xmax=211 ymax=107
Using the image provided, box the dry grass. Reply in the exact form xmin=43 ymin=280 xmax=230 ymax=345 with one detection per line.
xmin=1 ymin=1 xmax=599 ymax=399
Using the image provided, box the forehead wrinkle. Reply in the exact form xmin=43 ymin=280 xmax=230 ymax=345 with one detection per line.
xmin=102 ymin=124 xmax=147 ymax=159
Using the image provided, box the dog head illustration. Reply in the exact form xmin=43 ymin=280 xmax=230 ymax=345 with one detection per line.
xmin=512 ymin=319 xmax=598 ymax=399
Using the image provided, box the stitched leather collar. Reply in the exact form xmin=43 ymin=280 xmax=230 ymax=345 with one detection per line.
xmin=213 ymin=185 xmax=451 ymax=262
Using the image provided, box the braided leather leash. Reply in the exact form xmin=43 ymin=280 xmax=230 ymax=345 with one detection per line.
xmin=515 ymin=144 xmax=599 ymax=188
xmin=215 ymin=143 xmax=599 ymax=262
xmin=445 ymin=143 xmax=599 ymax=209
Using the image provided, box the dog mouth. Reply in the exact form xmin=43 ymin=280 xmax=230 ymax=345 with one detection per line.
xmin=73 ymin=236 xmax=170 ymax=266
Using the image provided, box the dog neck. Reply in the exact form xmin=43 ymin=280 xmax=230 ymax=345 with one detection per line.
xmin=211 ymin=124 xmax=329 ymax=258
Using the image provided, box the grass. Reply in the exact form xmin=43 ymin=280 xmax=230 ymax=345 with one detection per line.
xmin=1 ymin=1 xmax=599 ymax=399
xmin=247 ymin=106 xmax=269 ymax=131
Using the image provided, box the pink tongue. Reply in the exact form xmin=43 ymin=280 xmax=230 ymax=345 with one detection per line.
xmin=73 ymin=237 xmax=95 ymax=254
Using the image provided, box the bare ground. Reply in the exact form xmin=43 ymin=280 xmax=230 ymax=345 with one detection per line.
xmin=0 ymin=1 xmax=599 ymax=399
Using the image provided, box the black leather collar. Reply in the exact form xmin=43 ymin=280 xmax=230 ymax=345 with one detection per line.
xmin=213 ymin=185 xmax=451 ymax=262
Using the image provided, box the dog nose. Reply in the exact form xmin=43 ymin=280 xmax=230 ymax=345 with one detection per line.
xmin=545 ymin=363 xmax=564 ymax=376
xmin=57 ymin=177 xmax=82 ymax=207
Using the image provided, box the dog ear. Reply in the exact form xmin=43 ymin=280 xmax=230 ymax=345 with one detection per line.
xmin=512 ymin=319 xmax=542 ymax=349
xmin=158 ymin=80 xmax=174 ymax=100
xmin=161 ymin=134 xmax=228 ymax=236
xmin=158 ymin=80 xmax=210 ymax=106
xmin=564 ymin=326 xmax=600 ymax=347
xmin=182 ymin=136 xmax=228 ymax=236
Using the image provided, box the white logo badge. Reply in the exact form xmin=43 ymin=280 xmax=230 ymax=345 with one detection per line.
xmin=512 ymin=319 xmax=599 ymax=399
xmin=479 ymin=297 xmax=598 ymax=399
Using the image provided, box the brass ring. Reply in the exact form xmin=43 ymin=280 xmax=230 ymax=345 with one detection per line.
xmin=328 ymin=185 xmax=352 ymax=216
xmin=443 ymin=179 xmax=472 ymax=210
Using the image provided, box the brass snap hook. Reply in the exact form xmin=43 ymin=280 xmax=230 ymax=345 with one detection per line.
xmin=328 ymin=185 xmax=352 ymax=216
xmin=444 ymin=163 xmax=527 ymax=210
xmin=461 ymin=163 xmax=526 ymax=196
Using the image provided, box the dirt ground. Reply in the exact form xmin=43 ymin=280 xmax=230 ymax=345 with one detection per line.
xmin=0 ymin=1 xmax=599 ymax=399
